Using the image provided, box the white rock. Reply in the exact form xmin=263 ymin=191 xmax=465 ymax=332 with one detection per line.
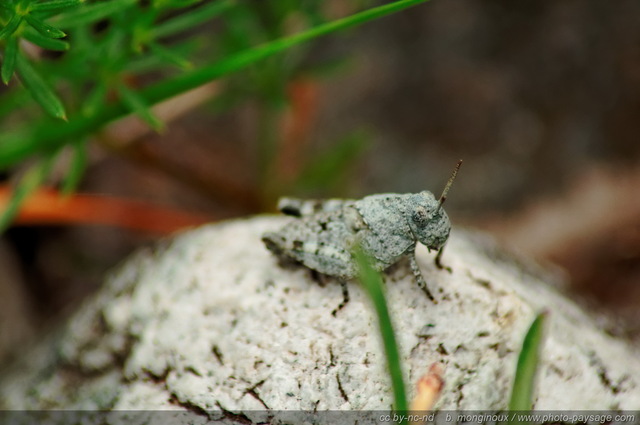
xmin=0 ymin=216 xmax=638 ymax=423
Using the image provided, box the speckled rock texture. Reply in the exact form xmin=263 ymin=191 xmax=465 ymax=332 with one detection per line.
xmin=0 ymin=216 xmax=638 ymax=422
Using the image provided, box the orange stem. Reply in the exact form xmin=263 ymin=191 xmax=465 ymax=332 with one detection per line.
xmin=0 ymin=187 xmax=213 ymax=235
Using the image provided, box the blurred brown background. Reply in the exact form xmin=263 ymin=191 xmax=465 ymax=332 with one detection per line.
xmin=1 ymin=0 xmax=639 ymax=362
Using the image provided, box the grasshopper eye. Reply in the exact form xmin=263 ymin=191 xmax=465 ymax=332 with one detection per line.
xmin=412 ymin=206 xmax=429 ymax=225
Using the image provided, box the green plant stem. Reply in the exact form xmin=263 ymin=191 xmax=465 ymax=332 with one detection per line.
xmin=0 ymin=0 xmax=430 ymax=169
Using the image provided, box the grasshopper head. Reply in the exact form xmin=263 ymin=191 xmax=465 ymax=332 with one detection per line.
xmin=407 ymin=160 xmax=462 ymax=251
xmin=407 ymin=191 xmax=451 ymax=250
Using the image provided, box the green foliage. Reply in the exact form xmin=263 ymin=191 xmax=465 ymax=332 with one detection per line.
xmin=14 ymin=51 xmax=67 ymax=119
xmin=116 ymin=81 xmax=163 ymax=131
xmin=0 ymin=0 xmax=430 ymax=228
xmin=1 ymin=35 xmax=18 ymax=83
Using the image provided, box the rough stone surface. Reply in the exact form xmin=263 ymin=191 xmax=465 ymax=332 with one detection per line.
xmin=0 ymin=216 xmax=639 ymax=420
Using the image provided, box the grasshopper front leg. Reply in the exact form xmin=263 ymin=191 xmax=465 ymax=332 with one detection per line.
xmin=434 ymin=245 xmax=452 ymax=273
xmin=410 ymin=253 xmax=436 ymax=303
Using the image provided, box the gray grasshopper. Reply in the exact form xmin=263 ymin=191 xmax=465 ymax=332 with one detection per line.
xmin=263 ymin=160 xmax=462 ymax=315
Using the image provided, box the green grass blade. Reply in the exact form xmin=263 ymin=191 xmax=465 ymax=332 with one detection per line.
xmin=52 ymin=0 xmax=137 ymax=27
xmin=354 ymin=247 xmax=408 ymax=414
xmin=0 ymin=14 xmax=22 ymax=40
xmin=149 ymin=41 xmax=192 ymax=69
xmin=117 ymin=82 xmax=164 ymax=131
xmin=0 ymin=157 xmax=54 ymax=233
xmin=30 ymin=0 xmax=84 ymax=12
xmin=508 ymin=311 xmax=547 ymax=411
xmin=159 ymin=0 xmax=202 ymax=8
xmin=0 ymin=0 xmax=430 ymax=168
xmin=124 ymin=39 xmax=198 ymax=74
xmin=24 ymin=14 xmax=66 ymax=38
xmin=152 ymin=0 xmax=236 ymax=39
xmin=15 ymin=52 xmax=67 ymax=120
xmin=1 ymin=35 xmax=18 ymax=84
xmin=23 ymin=28 xmax=70 ymax=51
xmin=141 ymin=0 xmax=431 ymax=105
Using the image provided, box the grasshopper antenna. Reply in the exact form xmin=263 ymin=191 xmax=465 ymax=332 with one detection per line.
xmin=437 ymin=159 xmax=462 ymax=212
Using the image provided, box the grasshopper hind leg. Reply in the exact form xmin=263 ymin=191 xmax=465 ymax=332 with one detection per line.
xmin=277 ymin=197 xmax=354 ymax=217
xmin=264 ymin=231 xmax=351 ymax=316
xmin=331 ymin=280 xmax=351 ymax=317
